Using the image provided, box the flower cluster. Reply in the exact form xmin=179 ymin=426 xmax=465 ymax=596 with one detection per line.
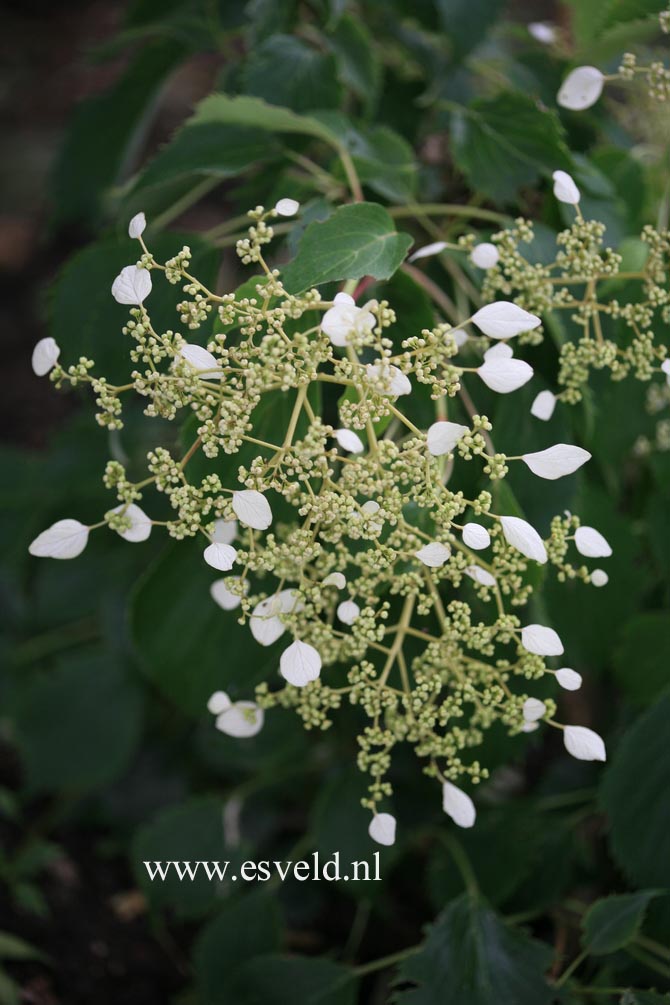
xmin=30 ymin=204 xmax=614 ymax=847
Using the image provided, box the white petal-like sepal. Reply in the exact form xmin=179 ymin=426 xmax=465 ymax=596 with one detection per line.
xmin=216 ymin=701 xmax=264 ymax=738
xmin=179 ymin=344 xmax=222 ymax=379
xmin=368 ymin=813 xmax=396 ymax=846
xmin=528 ymin=22 xmax=557 ymax=44
xmin=522 ymin=444 xmax=590 ymax=480
xmin=337 ymin=600 xmax=360 ymax=625
xmin=591 ymin=569 xmax=608 ymax=587
xmin=232 ymin=490 xmax=273 ymax=531
xmin=471 ymin=243 xmax=499 ymax=269
xmin=207 ymin=690 xmax=231 ymax=714
xmin=558 ymin=66 xmax=604 ymax=111
xmin=29 ymin=519 xmax=89 ymax=560
xmin=31 ymin=337 xmax=60 ymax=377
xmin=442 ymin=781 xmax=476 ymax=828
xmin=280 ymin=639 xmax=322 ymax=687
xmin=211 ymin=519 xmax=238 ymax=545
xmin=465 ymin=565 xmax=496 ymax=588
xmin=575 ymin=526 xmax=612 ymax=558
xmin=564 ymin=725 xmax=606 ymax=762
xmin=426 ymin=421 xmax=469 ymax=456
xmin=112 ymin=503 xmax=152 ymax=542
xmin=275 ymin=198 xmax=300 ymax=217
xmin=204 ymin=542 xmax=237 ymax=571
xmin=521 ymin=624 xmax=564 ymax=656
xmin=250 ymin=597 xmax=285 ymax=646
xmin=523 ymin=698 xmax=546 ymax=722
xmin=552 ymin=170 xmax=581 ymax=205
xmin=477 ymin=357 xmax=534 ymax=393
xmin=322 ymin=297 xmax=375 ymax=347
xmin=128 ymin=212 xmax=146 ymax=239
xmin=416 ymin=542 xmax=451 ymax=568
xmin=531 ymin=390 xmax=556 ymax=421
xmin=111 ymin=264 xmax=152 ymax=305
xmin=462 ymin=523 xmax=490 ymax=550
xmin=484 ymin=342 xmax=514 ymax=361
xmin=323 ymin=572 xmax=346 ymax=589
xmin=334 ymin=428 xmax=365 ymax=454
xmin=500 ymin=516 xmax=547 ymax=564
xmin=471 ymin=301 xmax=541 ymax=340
xmin=556 ymin=668 xmax=582 ymax=690
xmin=409 ymin=241 xmax=447 ymax=262
xmin=210 ymin=577 xmax=248 ymax=611
xmin=365 ymin=362 xmax=411 ymax=397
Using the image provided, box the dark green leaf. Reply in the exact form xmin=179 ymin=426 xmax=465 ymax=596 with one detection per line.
xmin=435 ymin=0 xmax=503 ymax=59
xmin=0 ymin=932 xmax=46 ymax=963
xmin=600 ymin=692 xmax=670 ymax=887
xmin=329 ymin=14 xmax=382 ymax=110
xmin=191 ymin=95 xmax=340 ymax=148
xmin=226 ymin=955 xmax=357 ymax=1005
xmin=281 ymin=202 xmax=412 ymax=293
xmin=582 ymin=891 xmax=661 ymax=954
xmin=194 ymin=891 xmax=282 ymax=1003
xmin=394 ymin=892 xmax=553 ymax=1005
xmin=243 ymin=35 xmax=343 ymax=112
xmin=620 ymin=992 xmax=670 ymax=1004
xmin=614 ymin=614 xmax=670 ymax=706
xmin=450 ymin=92 xmax=572 ymax=204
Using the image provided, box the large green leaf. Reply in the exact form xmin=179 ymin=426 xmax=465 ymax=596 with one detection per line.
xmin=51 ymin=40 xmax=185 ymax=227
xmin=131 ymin=541 xmax=280 ymax=714
xmin=14 ymin=653 xmax=142 ymax=793
xmin=600 ymin=693 xmax=670 ymax=887
xmin=582 ymin=891 xmax=661 ymax=955
xmin=394 ymin=893 xmax=553 ymax=1005
xmin=435 ymin=0 xmax=503 ymax=59
xmin=191 ymin=94 xmax=340 ymax=149
xmin=281 ymin=202 xmax=412 ymax=293
xmin=194 ymin=891 xmax=282 ymax=1004
xmin=614 ymin=613 xmax=670 ymax=706
xmin=450 ymin=92 xmax=572 ymax=204
xmin=243 ymin=34 xmax=343 ymax=112
xmin=329 ymin=14 xmax=382 ymax=111
xmin=225 ymin=955 xmax=357 ymax=1005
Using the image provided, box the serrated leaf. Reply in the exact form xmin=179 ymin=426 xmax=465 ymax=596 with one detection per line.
xmin=243 ymin=34 xmax=343 ymax=112
xmin=281 ymin=202 xmax=412 ymax=293
xmin=450 ymin=92 xmax=573 ymax=205
xmin=329 ymin=14 xmax=382 ymax=110
xmin=225 ymin=955 xmax=357 ymax=1005
xmin=600 ymin=692 xmax=670 ymax=888
xmin=582 ymin=891 xmax=661 ymax=954
xmin=394 ymin=893 xmax=553 ymax=1005
xmin=191 ymin=93 xmax=341 ymax=148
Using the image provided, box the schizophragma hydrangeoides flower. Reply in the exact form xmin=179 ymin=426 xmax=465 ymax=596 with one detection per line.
xmin=30 ymin=203 xmax=626 ymax=846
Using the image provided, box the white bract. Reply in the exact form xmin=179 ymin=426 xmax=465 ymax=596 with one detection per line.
xmin=211 ymin=519 xmax=238 ymax=545
xmin=564 ymin=725 xmax=606 ymax=762
xmin=522 ymin=444 xmax=591 ymax=480
xmin=426 ymin=421 xmax=469 ymax=456
xmin=337 ymin=600 xmax=360 ymax=625
xmin=29 ymin=519 xmax=89 ymax=560
xmin=216 ymin=700 xmax=264 ymax=738
xmin=523 ymin=698 xmax=546 ymax=722
xmin=322 ymin=293 xmax=376 ymax=347
xmin=522 ymin=721 xmax=539 ymax=733
xmin=464 ymin=565 xmax=496 ymax=588
xmin=442 ymin=781 xmax=476 ymax=828
xmin=471 ymin=301 xmax=541 ymax=339
xmin=334 ymin=428 xmax=365 ymax=454
xmin=31 ymin=337 xmax=60 ymax=377
xmin=280 ymin=639 xmax=322 ymax=687
xmin=662 ymin=359 xmax=670 ymax=384
xmin=471 ymin=243 xmax=500 ymax=269
xmin=500 ymin=516 xmax=547 ymax=564
xmin=250 ymin=589 xmax=303 ymax=646
xmin=322 ymin=572 xmax=346 ymax=589
xmin=558 ymin=66 xmax=604 ymax=111
xmin=111 ymin=265 xmax=152 ymax=305
xmin=207 ymin=691 xmax=231 ymax=714
xmin=179 ymin=343 xmax=222 ymax=379
xmin=450 ymin=329 xmax=468 ymax=348
xmin=368 ymin=813 xmax=397 ymax=846
xmin=528 ymin=21 xmax=557 ymax=44
xmin=522 ymin=624 xmax=564 ymax=656
xmin=112 ymin=503 xmax=152 ymax=542
xmin=415 ymin=542 xmax=451 ymax=568
xmin=210 ymin=577 xmax=248 ymax=611
xmin=484 ymin=342 xmax=514 ymax=361
xmin=575 ymin=526 xmax=612 ymax=558
xmin=552 ymin=170 xmax=581 ymax=205
xmin=462 ymin=523 xmax=490 ymax=550
xmin=477 ymin=357 xmax=534 ymax=393
xmin=556 ymin=668 xmax=583 ymax=691
xmin=408 ymin=241 xmax=447 ymax=262
xmin=531 ymin=390 xmax=557 ymax=421
xmin=232 ymin=490 xmax=273 ymax=531
xmin=274 ymin=198 xmax=300 ymax=217
xmin=203 ymin=542 xmax=237 ymax=571
xmin=365 ymin=362 xmax=411 ymax=396
xmin=591 ymin=569 xmax=609 ymax=587
xmin=128 ymin=212 xmax=146 ymax=239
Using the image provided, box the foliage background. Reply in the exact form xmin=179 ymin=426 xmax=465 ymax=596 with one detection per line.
xmin=1 ymin=1 xmax=670 ymax=1002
